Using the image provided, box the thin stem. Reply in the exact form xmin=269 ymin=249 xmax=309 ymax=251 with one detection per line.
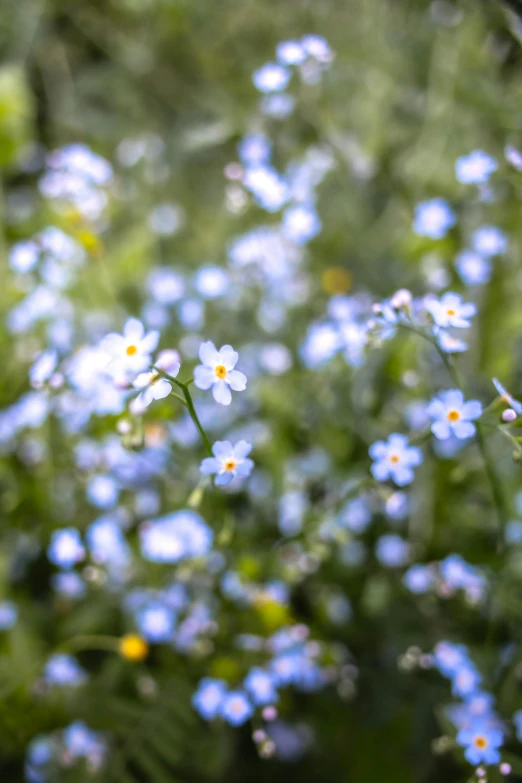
xmin=399 ymin=323 xmax=507 ymax=536
xmin=180 ymin=383 xmax=212 ymax=455
xmin=58 ymin=634 xmax=120 ymax=654
xmin=157 ymin=370 xmax=213 ymax=455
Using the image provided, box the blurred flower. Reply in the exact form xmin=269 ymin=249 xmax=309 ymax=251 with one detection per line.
xmin=413 ymin=198 xmax=455 ymax=239
xmin=455 ymin=150 xmax=497 ymax=184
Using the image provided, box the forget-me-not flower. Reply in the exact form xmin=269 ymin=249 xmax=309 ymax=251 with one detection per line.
xmin=200 ymin=440 xmax=254 ymax=486
xmin=369 ymin=434 xmax=422 ymax=486
xmin=426 ymin=292 xmax=476 ymax=329
xmin=194 ymin=342 xmax=247 ymax=406
xmin=427 ymin=390 xmax=482 ymax=440
xmin=413 ymin=198 xmax=455 ymax=239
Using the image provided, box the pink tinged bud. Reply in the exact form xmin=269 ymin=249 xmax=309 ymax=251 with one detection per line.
xmin=500 ymin=763 xmax=512 ymax=775
xmin=253 ymin=730 xmax=266 ymax=743
xmin=155 ymin=349 xmax=181 ymax=373
xmin=262 ymin=706 xmax=277 ymax=721
xmin=391 ymin=288 xmax=412 ymax=309
xmin=502 ymin=408 xmax=517 ymax=422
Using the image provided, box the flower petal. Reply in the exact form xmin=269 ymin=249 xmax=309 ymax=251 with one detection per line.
xmin=200 ymin=457 xmax=219 ymax=475
xmin=233 ymin=440 xmax=252 ymax=459
xmin=194 ymin=365 xmax=216 ymax=390
xmin=124 ymin=318 xmax=145 ymax=341
xmin=213 ymin=380 xmax=232 ymax=405
xmin=212 ymin=441 xmax=233 ymax=458
xmin=140 ymin=330 xmax=160 ymax=354
xmin=461 ymin=400 xmax=482 ymax=420
xmin=452 ymin=420 xmax=475 ymax=439
xmin=218 ymin=345 xmax=239 ymax=371
xmin=432 ymin=421 xmax=451 ymax=440
xmin=226 ymin=370 xmax=247 ymax=391
xmin=151 ymin=378 xmax=172 ymax=400
xmin=215 ymin=471 xmax=234 ymax=486
xmin=199 ymin=340 xmax=219 ymax=367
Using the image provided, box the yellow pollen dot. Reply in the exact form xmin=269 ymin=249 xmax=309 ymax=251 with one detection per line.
xmin=119 ymin=634 xmax=149 ymax=662
xmin=474 ymin=736 xmax=487 ymax=749
xmin=126 ymin=344 xmax=138 ymax=356
xmin=215 ymin=364 xmax=227 ymax=379
xmin=389 ymin=454 xmax=400 ymax=464
xmin=224 ymin=459 xmax=237 ymax=472
xmin=447 ymin=409 xmax=460 ymax=422
xmin=446 ymin=308 xmax=456 ymax=316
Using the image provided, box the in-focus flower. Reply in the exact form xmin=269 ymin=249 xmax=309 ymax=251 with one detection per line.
xmin=426 ymin=292 xmax=476 ymax=329
xmin=369 ymin=434 xmax=422 ymax=486
xmin=427 ymin=390 xmax=482 ymax=440
xmin=200 ymin=440 xmax=254 ymax=486
xmin=413 ymin=198 xmax=455 ymax=239
xmin=428 ymin=389 xmax=482 ymax=440
xmin=194 ymin=342 xmax=247 ymax=406
xmin=100 ymin=318 xmax=159 ymax=378
xmin=455 ymin=150 xmax=497 ymax=184
xmin=456 ymin=721 xmax=503 ymax=765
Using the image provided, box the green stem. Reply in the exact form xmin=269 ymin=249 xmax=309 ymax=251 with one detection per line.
xmin=399 ymin=323 xmax=507 ymax=537
xmin=58 ymin=634 xmax=120 ymax=654
xmin=158 ymin=370 xmax=212 ymax=455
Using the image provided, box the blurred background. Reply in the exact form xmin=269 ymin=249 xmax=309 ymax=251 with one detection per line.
xmin=2 ymin=1 xmax=522 ymax=781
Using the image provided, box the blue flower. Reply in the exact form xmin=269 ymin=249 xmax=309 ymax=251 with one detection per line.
xmin=140 ymin=510 xmax=213 ymax=563
xmin=376 ymin=534 xmax=409 ymax=567
xmin=455 ymin=150 xmax=497 ymax=184
xmin=472 ymin=225 xmax=508 ymax=257
xmin=194 ymin=341 xmax=247 ymax=406
xmin=200 ymin=440 xmax=254 ymax=487
xmin=452 ymin=663 xmax=482 ymax=698
xmin=413 ymin=198 xmax=455 ymax=239
xmin=244 ymin=667 xmax=279 ymax=706
xmin=455 ymin=250 xmax=491 ymax=286
xmin=192 ymin=678 xmax=227 ymax=720
xmin=281 ymin=205 xmax=322 ymax=244
xmin=403 ymin=564 xmax=433 ymax=594
xmin=221 ymin=690 xmax=253 ymax=725
xmin=136 ymin=601 xmax=176 ymax=642
xmin=252 ymin=63 xmax=291 ymax=93
xmin=369 ymin=434 xmax=422 ymax=486
xmin=456 ymin=720 xmax=503 ymax=765
xmin=0 ymin=600 xmax=18 ymax=630
xmin=427 ymin=390 xmax=482 ymax=440
xmin=44 ymin=654 xmax=87 ymax=686
xmin=238 ymin=133 xmax=272 ymax=166
xmin=47 ymin=528 xmax=85 ymax=570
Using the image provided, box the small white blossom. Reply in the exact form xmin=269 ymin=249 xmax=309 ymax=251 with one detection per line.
xmin=194 ymin=342 xmax=247 ymax=406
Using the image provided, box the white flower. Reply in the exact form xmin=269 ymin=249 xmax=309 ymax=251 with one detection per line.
xmin=130 ymin=369 xmax=176 ymax=413
xmin=193 ymin=341 xmax=247 ymax=406
xmin=100 ymin=318 xmax=159 ymax=378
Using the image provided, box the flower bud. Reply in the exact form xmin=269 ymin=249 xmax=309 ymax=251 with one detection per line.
xmin=502 ymin=408 xmax=517 ymax=422
xmin=390 ymin=288 xmax=412 ymax=309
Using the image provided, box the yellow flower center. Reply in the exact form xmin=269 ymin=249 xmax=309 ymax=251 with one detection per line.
xmin=474 ymin=736 xmax=487 ymax=749
xmin=447 ymin=409 xmax=460 ymax=422
xmin=389 ymin=454 xmax=400 ymax=464
xmin=446 ymin=308 xmax=456 ymax=317
xmin=126 ymin=344 xmax=138 ymax=356
xmin=215 ymin=364 xmax=227 ymax=379
xmin=224 ymin=459 xmax=237 ymax=472
xmin=119 ymin=634 xmax=149 ymax=662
